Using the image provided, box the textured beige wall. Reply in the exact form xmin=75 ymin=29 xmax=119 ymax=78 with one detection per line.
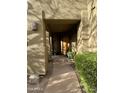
xmin=77 ymin=0 xmax=97 ymax=53
xmin=27 ymin=10 xmax=49 ymax=75
xmin=28 ymin=0 xmax=86 ymax=19
xmin=87 ymin=0 xmax=97 ymax=52
xmin=27 ymin=16 xmax=46 ymax=75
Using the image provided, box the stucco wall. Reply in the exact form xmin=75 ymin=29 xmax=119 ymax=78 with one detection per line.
xmin=77 ymin=0 xmax=97 ymax=53
xmin=28 ymin=0 xmax=87 ymax=19
xmin=27 ymin=9 xmax=50 ymax=75
xmin=27 ymin=15 xmax=46 ymax=75
xmin=87 ymin=0 xmax=97 ymax=52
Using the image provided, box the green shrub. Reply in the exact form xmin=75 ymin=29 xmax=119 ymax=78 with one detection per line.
xmin=75 ymin=52 xmax=97 ymax=93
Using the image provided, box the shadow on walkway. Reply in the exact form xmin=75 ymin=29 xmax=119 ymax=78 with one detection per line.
xmin=27 ymin=55 xmax=82 ymax=93
xmin=44 ymin=55 xmax=82 ymax=93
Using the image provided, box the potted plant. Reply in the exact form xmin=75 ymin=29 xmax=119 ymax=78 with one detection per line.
xmin=67 ymin=48 xmax=74 ymax=59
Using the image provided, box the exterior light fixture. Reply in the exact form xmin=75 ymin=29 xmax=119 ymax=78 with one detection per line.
xmin=91 ymin=6 xmax=95 ymax=10
xmin=32 ymin=22 xmax=38 ymax=31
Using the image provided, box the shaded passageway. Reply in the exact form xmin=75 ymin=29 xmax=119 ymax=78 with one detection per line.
xmin=45 ymin=19 xmax=80 ymax=55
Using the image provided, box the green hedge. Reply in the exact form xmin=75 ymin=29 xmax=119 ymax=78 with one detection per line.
xmin=75 ymin=52 xmax=97 ymax=93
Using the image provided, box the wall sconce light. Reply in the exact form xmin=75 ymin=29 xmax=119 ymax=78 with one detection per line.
xmin=32 ymin=22 xmax=38 ymax=31
xmin=91 ymin=6 xmax=95 ymax=10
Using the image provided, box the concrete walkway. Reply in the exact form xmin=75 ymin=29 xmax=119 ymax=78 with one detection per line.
xmin=27 ymin=55 xmax=82 ymax=93
xmin=44 ymin=55 xmax=82 ymax=93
